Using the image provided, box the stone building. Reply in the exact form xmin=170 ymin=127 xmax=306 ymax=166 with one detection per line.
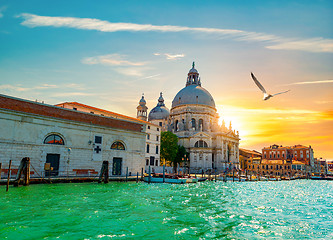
xmin=146 ymin=63 xmax=240 ymax=173
xmin=262 ymin=144 xmax=314 ymax=166
xmin=57 ymin=99 xmax=162 ymax=173
xmin=239 ymin=148 xmax=262 ymax=170
xmin=245 ymin=144 xmax=316 ymax=178
xmin=0 ymin=94 xmax=147 ymax=179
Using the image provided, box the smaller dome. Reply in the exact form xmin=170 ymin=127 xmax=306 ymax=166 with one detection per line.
xmin=148 ymin=92 xmax=170 ymax=121
xmin=139 ymin=95 xmax=146 ymax=106
xmin=189 ymin=68 xmax=198 ymax=73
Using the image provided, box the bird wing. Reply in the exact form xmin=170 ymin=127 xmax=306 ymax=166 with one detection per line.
xmin=272 ymin=90 xmax=290 ymax=96
xmin=251 ymin=72 xmax=267 ymax=94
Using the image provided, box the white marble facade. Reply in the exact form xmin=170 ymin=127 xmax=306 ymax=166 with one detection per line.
xmin=147 ymin=63 xmax=240 ymax=172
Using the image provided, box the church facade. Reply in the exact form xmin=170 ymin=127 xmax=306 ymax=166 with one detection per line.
xmin=145 ymin=63 xmax=240 ymax=172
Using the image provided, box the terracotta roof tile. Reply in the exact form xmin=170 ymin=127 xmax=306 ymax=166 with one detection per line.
xmin=0 ymin=94 xmax=144 ymax=133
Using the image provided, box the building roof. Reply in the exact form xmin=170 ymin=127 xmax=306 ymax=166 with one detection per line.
xmin=55 ymin=101 xmax=158 ymax=127
xmin=263 ymin=144 xmax=310 ymax=150
xmin=0 ymin=94 xmax=144 ymax=132
xmin=239 ymin=148 xmax=262 ymax=156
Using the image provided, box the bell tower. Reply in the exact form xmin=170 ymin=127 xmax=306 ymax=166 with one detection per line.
xmin=137 ymin=94 xmax=148 ymax=121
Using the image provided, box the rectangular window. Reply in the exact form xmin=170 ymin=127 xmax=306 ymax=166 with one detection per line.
xmin=148 ymin=126 xmax=150 ymax=129
xmin=150 ymin=156 xmax=155 ymax=166
xmin=156 ymin=146 xmax=159 ymax=154
xmin=146 ymin=159 xmax=149 ymax=166
xmin=157 ymin=128 xmax=159 ymax=131
xmin=156 ymin=136 xmax=159 ymax=141
xmin=95 ymin=136 xmax=102 ymax=144
xmin=156 ymin=160 xmax=158 ymax=166
xmin=147 ymin=134 xmax=150 ymax=140
xmin=146 ymin=144 xmax=149 ymax=153
xmin=159 ymin=122 xmax=162 ymax=126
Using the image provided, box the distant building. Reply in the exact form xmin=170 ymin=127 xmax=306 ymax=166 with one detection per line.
xmin=262 ymin=144 xmax=314 ymax=166
xmin=239 ymin=148 xmax=262 ymax=170
xmin=0 ymin=94 xmax=147 ymax=179
xmin=327 ymin=161 xmax=333 ymax=175
xmin=244 ymin=144 xmax=317 ymax=177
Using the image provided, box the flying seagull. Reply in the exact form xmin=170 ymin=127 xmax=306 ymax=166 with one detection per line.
xmin=251 ymin=72 xmax=290 ymax=100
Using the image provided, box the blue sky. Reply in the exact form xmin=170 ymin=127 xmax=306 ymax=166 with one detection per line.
xmin=0 ymin=0 xmax=332 ymax=158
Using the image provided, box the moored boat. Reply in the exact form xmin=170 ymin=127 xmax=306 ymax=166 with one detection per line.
xmin=143 ymin=173 xmax=198 ymax=184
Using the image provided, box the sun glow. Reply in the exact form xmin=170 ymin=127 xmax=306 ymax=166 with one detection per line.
xmin=217 ymin=106 xmax=250 ymax=141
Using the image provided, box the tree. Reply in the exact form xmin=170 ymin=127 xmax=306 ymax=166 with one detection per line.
xmin=175 ymin=145 xmax=188 ymax=174
xmin=160 ymin=131 xmax=178 ymax=171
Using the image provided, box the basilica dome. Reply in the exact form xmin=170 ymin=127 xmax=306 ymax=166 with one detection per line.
xmin=148 ymin=92 xmax=170 ymax=121
xmin=171 ymin=63 xmax=215 ymax=109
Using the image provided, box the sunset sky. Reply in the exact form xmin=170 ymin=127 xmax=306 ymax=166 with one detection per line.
xmin=1 ymin=0 xmax=332 ymax=159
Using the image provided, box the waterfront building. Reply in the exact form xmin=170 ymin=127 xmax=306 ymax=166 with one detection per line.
xmin=262 ymin=144 xmax=314 ymax=166
xmin=0 ymin=94 xmax=147 ymax=179
xmin=239 ymin=148 xmax=262 ymax=170
xmin=56 ymin=100 xmax=162 ymax=173
xmin=247 ymin=159 xmax=310 ymax=177
xmin=244 ymin=144 xmax=317 ymax=177
xmin=144 ymin=63 xmax=240 ymax=173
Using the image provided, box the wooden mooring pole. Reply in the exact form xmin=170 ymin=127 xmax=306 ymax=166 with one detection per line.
xmin=126 ymin=167 xmax=128 ymax=182
xmin=0 ymin=163 xmax=2 ymax=180
xmin=148 ymin=165 xmax=151 ymax=184
xmin=141 ymin=168 xmax=143 ymax=181
xmin=136 ymin=172 xmax=139 ymax=183
xmin=24 ymin=158 xmax=30 ymax=186
xmin=14 ymin=157 xmax=31 ymax=187
xmin=98 ymin=161 xmax=109 ymax=183
xmin=6 ymin=160 xmax=12 ymax=192
xmin=163 ymin=165 xmax=165 ymax=183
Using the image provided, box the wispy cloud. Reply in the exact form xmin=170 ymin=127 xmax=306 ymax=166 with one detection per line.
xmin=17 ymin=13 xmax=333 ymax=53
xmin=287 ymin=80 xmax=333 ymax=85
xmin=51 ymin=92 xmax=97 ymax=97
xmin=0 ymin=83 xmax=57 ymax=92
xmin=82 ymin=54 xmax=145 ymax=66
xmin=82 ymin=54 xmax=147 ymax=76
xmin=0 ymin=6 xmax=7 ymax=18
xmin=315 ymin=100 xmax=333 ymax=105
xmin=154 ymin=52 xmax=185 ymax=60
xmin=138 ymin=74 xmax=161 ymax=80
xmin=0 ymin=83 xmax=85 ymax=92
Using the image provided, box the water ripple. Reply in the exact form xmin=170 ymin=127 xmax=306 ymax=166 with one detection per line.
xmin=1 ymin=180 xmax=332 ymax=239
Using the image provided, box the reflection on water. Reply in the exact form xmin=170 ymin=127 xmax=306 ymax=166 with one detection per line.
xmin=1 ymin=180 xmax=332 ymax=239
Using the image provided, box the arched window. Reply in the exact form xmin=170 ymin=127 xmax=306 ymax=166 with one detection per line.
xmin=175 ymin=120 xmax=179 ymax=131
xmin=199 ymin=119 xmax=203 ymax=130
xmin=194 ymin=140 xmax=208 ymax=148
xmin=111 ymin=141 xmax=125 ymax=150
xmin=44 ymin=134 xmax=64 ymax=145
xmin=191 ymin=118 xmax=196 ymax=129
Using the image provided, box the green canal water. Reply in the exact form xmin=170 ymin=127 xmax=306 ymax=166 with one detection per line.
xmin=1 ymin=180 xmax=332 ymax=240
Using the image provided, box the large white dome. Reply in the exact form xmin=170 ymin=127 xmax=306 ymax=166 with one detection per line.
xmin=171 ymin=85 xmax=215 ymax=108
